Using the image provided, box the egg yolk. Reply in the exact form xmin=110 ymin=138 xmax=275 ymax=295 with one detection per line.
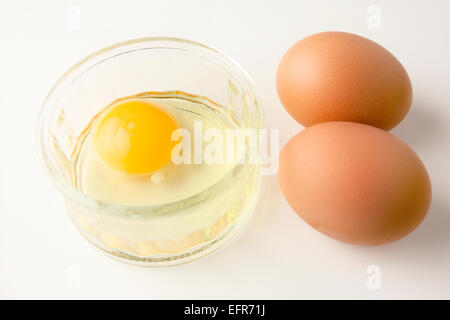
xmin=93 ymin=100 xmax=180 ymax=175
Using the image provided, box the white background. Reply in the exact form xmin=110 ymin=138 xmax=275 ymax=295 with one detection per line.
xmin=1 ymin=0 xmax=450 ymax=299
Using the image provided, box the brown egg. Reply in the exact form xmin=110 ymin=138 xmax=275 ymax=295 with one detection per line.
xmin=278 ymin=122 xmax=431 ymax=245
xmin=276 ymin=32 xmax=412 ymax=130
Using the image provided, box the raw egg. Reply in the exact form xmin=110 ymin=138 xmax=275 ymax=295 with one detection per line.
xmin=276 ymin=31 xmax=412 ymax=130
xmin=278 ymin=121 xmax=431 ymax=245
xmin=93 ymin=100 xmax=180 ymax=176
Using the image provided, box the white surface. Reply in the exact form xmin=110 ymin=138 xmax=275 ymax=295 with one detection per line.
xmin=1 ymin=0 xmax=450 ymax=299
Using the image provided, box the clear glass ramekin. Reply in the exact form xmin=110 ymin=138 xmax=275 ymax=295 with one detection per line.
xmin=37 ymin=37 xmax=263 ymax=266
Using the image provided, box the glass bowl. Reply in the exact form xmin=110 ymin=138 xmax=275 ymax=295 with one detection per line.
xmin=37 ymin=37 xmax=263 ymax=266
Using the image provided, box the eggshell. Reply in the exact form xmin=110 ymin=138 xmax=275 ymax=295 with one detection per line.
xmin=276 ymin=32 xmax=412 ymax=130
xmin=278 ymin=122 xmax=431 ymax=245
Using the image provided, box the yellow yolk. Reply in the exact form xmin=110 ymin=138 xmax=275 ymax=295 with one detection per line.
xmin=92 ymin=100 xmax=180 ymax=175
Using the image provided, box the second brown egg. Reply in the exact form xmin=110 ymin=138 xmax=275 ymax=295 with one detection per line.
xmin=278 ymin=122 xmax=431 ymax=245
